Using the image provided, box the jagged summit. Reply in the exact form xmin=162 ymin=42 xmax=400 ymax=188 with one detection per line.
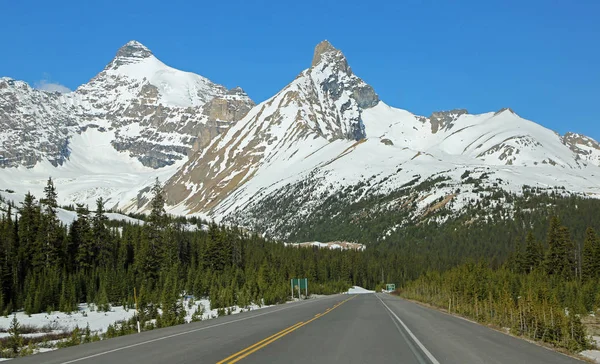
xmin=310 ymin=40 xmax=352 ymax=75
xmin=115 ymin=40 xmax=153 ymax=59
xmin=311 ymin=40 xmax=340 ymax=66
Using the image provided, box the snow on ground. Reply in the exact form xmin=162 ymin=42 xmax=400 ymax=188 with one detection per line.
xmin=0 ymin=296 xmax=275 ymax=339
xmin=347 ymin=286 xmax=374 ymax=294
xmin=0 ymin=191 xmax=144 ymax=226
xmin=582 ymin=336 xmax=600 ymax=362
xmin=284 ymin=241 xmax=366 ymax=251
xmin=183 ymin=297 xmax=271 ymax=323
xmin=0 ymin=304 xmax=136 ymax=335
xmin=582 ymin=350 xmax=600 ymax=363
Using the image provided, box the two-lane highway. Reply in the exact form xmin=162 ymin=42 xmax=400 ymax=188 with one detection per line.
xmin=14 ymin=293 xmax=583 ymax=363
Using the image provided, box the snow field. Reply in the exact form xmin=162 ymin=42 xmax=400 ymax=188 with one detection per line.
xmin=347 ymin=286 xmax=374 ymax=294
xmin=0 ymin=297 xmax=273 ymax=339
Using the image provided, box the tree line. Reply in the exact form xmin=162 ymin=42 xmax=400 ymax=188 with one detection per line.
xmin=0 ymin=178 xmax=365 ymax=327
xmin=400 ymin=217 xmax=600 ymax=353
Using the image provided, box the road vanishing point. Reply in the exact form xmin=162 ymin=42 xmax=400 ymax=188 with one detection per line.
xmin=14 ymin=293 xmax=583 ymax=364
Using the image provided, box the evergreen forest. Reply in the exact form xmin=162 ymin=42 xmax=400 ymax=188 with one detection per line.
xmin=0 ymin=177 xmax=598 ymax=353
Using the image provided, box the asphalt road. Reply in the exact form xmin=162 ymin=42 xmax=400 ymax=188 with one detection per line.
xmin=14 ymin=293 xmax=583 ymax=364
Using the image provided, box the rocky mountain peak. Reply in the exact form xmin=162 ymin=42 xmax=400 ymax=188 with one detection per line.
xmin=308 ymin=40 xmax=378 ymax=112
xmin=115 ymin=40 xmax=153 ymax=59
xmin=312 ymin=40 xmax=339 ymax=66
xmin=494 ymin=107 xmax=518 ymax=116
xmin=107 ymin=40 xmax=154 ymax=69
xmin=311 ymin=40 xmax=350 ymax=72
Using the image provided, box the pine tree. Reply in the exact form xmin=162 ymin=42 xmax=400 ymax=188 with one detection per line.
xmin=545 ymin=217 xmax=576 ymax=279
xmin=595 ymin=228 xmax=600 ymax=278
xmin=557 ymin=225 xmax=576 ymax=279
xmin=41 ymin=177 xmax=58 ymax=217
xmin=18 ymin=193 xmax=39 ymax=274
xmin=524 ymin=231 xmax=543 ymax=274
xmin=142 ymin=179 xmax=167 ymax=280
xmin=8 ymin=314 xmax=22 ymax=355
xmin=509 ymin=239 xmax=525 ymax=274
xmin=39 ymin=177 xmax=61 ymax=268
xmin=93 ymin=198 xmax=111 ymax=268
xmin=582 ymin=227 xmax=598 ymax=280
xmin=149 ymin=178 xmax=166 ymax=229
xmin=74 ymin=204 xmax=94 ymax=271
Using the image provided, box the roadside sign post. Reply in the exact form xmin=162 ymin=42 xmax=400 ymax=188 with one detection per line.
xmin=291 ymin=278 xmax=308 ymax=299
xmin=305 ymin=278 xmax=308 ymax=298
xmin=134 ymin=287 xmax=141 ymax=333
xmin=385 ymin=283 xmax=396 ymax=292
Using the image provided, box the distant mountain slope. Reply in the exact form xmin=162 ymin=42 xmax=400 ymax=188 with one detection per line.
xmin=163 ymin=41 xmax=600 ymax=232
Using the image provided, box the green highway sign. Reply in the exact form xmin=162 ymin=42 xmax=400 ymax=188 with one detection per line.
xmin=385 ymin=283 xmax=396 ymax=292
xmin=291 ymin=278 xmax=308 ymax=289
xmin=291 ymin=278 xmax=308 ymax=299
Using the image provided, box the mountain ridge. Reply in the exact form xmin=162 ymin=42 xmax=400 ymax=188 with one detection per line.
xmin=1 ymin=40 xmax=599 ymax=228
xmin=161 ymin=41 xmax=600 ymax=222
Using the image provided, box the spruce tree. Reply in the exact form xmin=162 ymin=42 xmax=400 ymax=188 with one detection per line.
xmin=74 ymin=204 xmax=94 ymax=271
xmin=142 ymin=179 xmax=166 ymax=280
xmin=39 ymin=177 xmax=61 ymax=268
xmin=41 ymin=177 xmax=58 ymax=217
xmin=524 ymin=231 xmax=543 ymax=273
xmin=582 ymin=227 xmax=598 ymax=280
xmin=595 ymin=228 xmax=600 ymax=278
xmin=545 ymin=217 xmax=576 ymax=278
xmin=93 ymin=198 xmax=110 ymax=268
xmin=149 ymin=178 xmax=166 ymax=228
xmin=8 ymin=314 xmax=22 ymax=355
xmin=18 ymin=193 xmax=39 ymax=273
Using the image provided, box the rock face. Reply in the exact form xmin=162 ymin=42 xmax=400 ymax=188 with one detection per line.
xmin=428 ymin=109 xmax=469 ymax=134
xmin=0 ymin=40 xmax=254 ymax=169
xmin=562 ymin=132 xmax=600 ymax=166
xmin=0 ymin=78 xmax=78 ymax=168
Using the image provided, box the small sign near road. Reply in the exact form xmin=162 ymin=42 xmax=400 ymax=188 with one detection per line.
xmin=291 ymin=278 xmax=308 ymax=299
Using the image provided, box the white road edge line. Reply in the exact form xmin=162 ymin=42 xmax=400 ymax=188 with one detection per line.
xmin=60 ymin=295 xmax=341 ymax=364
xmin=376 ymin=294 xmax=441 ymax=364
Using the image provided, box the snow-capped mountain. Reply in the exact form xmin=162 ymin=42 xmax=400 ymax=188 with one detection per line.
xmin=1 ymin=40 xmax=599 ymax=231
xmin=164 ymin=40 xmax=379 ymax=212
xmin=0 ymin=40 xmax=253 ymax=209
xmin=73 ymin=40 xmax=254 ymax=168
xmin=162 ymin=41 xmax=600 ymax=235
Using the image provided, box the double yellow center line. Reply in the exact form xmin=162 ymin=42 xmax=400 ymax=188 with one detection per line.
xmin=217 ymin=295 xmax=355 ymax=364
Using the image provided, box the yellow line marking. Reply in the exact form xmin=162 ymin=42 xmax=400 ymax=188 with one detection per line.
xmin=220 ymin=296 xmax=355 ymax=363
xmin=216 ymin=322 xmax=304 ymax=364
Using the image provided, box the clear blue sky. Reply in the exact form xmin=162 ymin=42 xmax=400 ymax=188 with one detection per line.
xmin=1 ymin=0 xmax=598 ymax=139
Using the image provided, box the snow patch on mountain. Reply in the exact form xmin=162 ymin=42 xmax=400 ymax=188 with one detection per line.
xmin=0 ymin=128 xmax=183 ymax=211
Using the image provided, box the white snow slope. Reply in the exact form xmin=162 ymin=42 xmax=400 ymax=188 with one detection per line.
xmin=0 ymin=128 xmax=183 ymax=211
